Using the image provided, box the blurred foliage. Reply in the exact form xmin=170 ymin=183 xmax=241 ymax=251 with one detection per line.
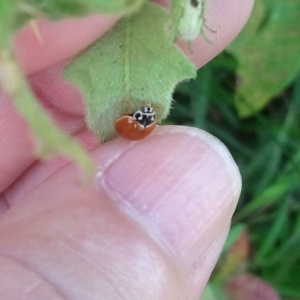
xmin=0 ymin=0 xmax=145 ymax=177
xmin=229 ymin=0 xmax=300 ymax=118
xmin=168 ymin=0 xmax=300 ymax=299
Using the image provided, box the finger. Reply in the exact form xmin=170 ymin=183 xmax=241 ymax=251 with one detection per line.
xmin=29 ymin=62 xmax=85 ymax=116
xmin=1 ymin=129 xmax=99 ymax=215
xmin=0 ymin=88 xmax=86 ymax=194
xmin=0 ymin=126 xmax=241 ymax=299
xmin=179 ymin=0 xmax=254 ymax=68
xmin=0 ymin=95 xmax=35 ymax=193
xmin=0 ymin=256 xmax=65 ymax=300
xmin=0 ymin=14 xmax=118 ymax=192
xmin=13 ymin=14 xmax=119 ymax=75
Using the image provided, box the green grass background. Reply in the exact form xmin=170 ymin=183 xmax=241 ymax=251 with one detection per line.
xmin=168 ymin=0 xmax=300 ymax=299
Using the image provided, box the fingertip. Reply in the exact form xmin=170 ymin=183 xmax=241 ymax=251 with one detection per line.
xmin=178 ymin=0 xmax=255 ymax=68
xmin=103 ymin=125 xmax=241 ymax=260
xmin=99 ymin=125 xmax=241 ymax=297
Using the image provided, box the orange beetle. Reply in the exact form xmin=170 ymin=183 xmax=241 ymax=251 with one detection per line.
xmin=114 ymin=105 xmax=157 ymax=141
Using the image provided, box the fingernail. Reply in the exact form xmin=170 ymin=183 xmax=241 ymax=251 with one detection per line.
xmin=103 ymin=126 xmax=241 ymax=265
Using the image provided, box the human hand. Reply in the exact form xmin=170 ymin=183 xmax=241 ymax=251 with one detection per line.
xmin=0 ymin=1 xmax=253 ymax=299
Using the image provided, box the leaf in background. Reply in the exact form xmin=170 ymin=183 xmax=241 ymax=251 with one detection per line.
xmin=223 ymin=224 xmax=246 ymax=252
xmin=0 ymin=1 xmax=15 ymax=47
xmin=201 ymin=284 xmax=221 ymax=300
xmin=228 ymin=0 xmax=300 ymax=117
xmin=227 ymin=0 xmax=265 ymax=54
xmin=64 ymin=1 xmax=196 ymax=141
xmin=214 ymin=227 xmax=249 ymax=283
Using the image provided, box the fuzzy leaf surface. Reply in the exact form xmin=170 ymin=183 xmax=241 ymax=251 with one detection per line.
xmin=64 ymin=2 xmax=196 ymax=141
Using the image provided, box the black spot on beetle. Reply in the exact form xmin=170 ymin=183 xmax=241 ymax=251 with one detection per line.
xmin=191 ymin=0 xmax=199 ymax=7
xmin=134 ymin=113 xmax=141 ymax=120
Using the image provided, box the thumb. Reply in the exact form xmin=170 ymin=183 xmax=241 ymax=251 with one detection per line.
xmin=0 ymin=125 xmax=241 ymax=300
xmin=104 ymin=125 xmax=241 ymax=296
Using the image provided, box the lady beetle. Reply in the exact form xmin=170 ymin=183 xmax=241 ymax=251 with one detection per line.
xmin=115 ymin=105 xmax=157 ymax=141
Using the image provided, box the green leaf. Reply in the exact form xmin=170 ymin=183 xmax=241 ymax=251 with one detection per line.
xmin=202 ymin=283 xmax=225 ymax=300
xmin=64 ymin=1 xmax=196 ymax=141
xmin=228 ymin=0 xmax=300 ymax=117
xmin=223 ymin=224 xmax=246 ymax=252
xmin=0 ymin=0 xmax=15 ymax=47
xmin=227 ymin=0 xmax=265 ymax=54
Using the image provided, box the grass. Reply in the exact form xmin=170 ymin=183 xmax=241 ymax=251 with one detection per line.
xmin=168 ymin=53 xmax=300 ymax=299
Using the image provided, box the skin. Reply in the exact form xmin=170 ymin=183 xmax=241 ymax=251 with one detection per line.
xmin=0 ymin=1 xmax=254 ymax=299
